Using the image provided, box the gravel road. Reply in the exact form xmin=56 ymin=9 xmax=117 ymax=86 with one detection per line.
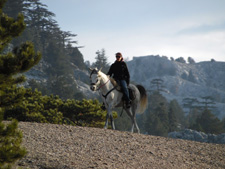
xmin=14 ymin=122 xmax=225 ymax=169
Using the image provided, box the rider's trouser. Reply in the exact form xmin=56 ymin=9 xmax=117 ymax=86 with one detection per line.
xmin=117 ymin=79 xmax=130 ymax=102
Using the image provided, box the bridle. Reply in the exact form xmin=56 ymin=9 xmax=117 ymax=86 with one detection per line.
xmin=90 ymin=69 xmax=117 ymax=100
xmin=91 ymin=78 xmax=110 ymax=91
xmin=90 ymin=70 xmax=110 ymax=91
xmin=97 ymin=79 xmax=110 ymax=90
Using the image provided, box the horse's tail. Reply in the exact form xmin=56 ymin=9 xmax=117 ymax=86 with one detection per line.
xmin=136 ymin=84 xmax=148 ymax=114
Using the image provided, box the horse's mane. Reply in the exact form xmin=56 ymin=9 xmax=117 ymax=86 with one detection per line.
xmin=110 ymin=77 xmax=117 ymax=86
xmin=98 ymin=70 xmax=107 ymax=79
xmin=98 ymin=71 xmax=120 ymax=89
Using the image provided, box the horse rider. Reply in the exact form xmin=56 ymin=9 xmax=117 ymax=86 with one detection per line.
xmin=107 ymin=52 xmax=131 ymax=108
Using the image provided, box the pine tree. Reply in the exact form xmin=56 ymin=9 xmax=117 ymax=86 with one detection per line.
xmin=168 ymin=104 xmax=178 ymax=132
xmin=0 ymin=0 xmax=41 ymax=167
xmin=199 ymin=96 xmax=216 ymax=110
xmin=2 ymin=0 xmax=24 ymax=19
xmin=93 ymin=49 xmax=109 ymax=73
xmin=191 ymin=109 xmax=224 ymax=134
xmin=4 ymin=0 xmax=86 ymax=99
xmin=143 ymin=91 xmax=169 ymax=136
xmin=150 ymin=79 xmax=167 ymax=93
xmin=188 ymin=57 xmax=195 ymax=64
xmin=188 ymin=70 xmax=196 ymax=83
xmin=0 ymin=120 xmax=27 ymax=168
xmin=67 ymin=45 xmax=86 ymax=70
xmin=169 ymin=99 xmax=186 ymax=130
xmin=222 ymin=118 xmax=225 ymax=131
xmin=175 ymin=57 xmax=186 ymax=63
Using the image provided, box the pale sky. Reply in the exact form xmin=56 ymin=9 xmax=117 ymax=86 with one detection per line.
xmin=41 ymin=0 xmax=225 ymax=64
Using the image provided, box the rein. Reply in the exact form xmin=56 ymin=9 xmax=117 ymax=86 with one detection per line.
xmin=97 ymin=79 xmax=110 ymax=90
xmin=102 ymin=86 xmax=117 ymax=99
xmin=99 ymin=76 xmax=118 ymax=99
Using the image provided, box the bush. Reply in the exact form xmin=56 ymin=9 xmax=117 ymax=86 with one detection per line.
xmin=4 ymin=88 xmax=109 ymax=128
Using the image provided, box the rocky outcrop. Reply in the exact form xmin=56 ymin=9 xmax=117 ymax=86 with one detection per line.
xmin=168 ymin=129 xmax=225 ymax=144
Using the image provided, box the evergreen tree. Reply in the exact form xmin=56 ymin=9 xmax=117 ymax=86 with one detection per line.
xmin=188 ymin=70 xmax=196 ymax=83
xmin=0 ymin=0 xmax=40 ymax=167
xmin=187 ymin=108 xmax=201 ymax=128
xmin=183 ymin=97 xmax=200 ymax=111
xmin=175 ymin=57 xmax=186 ymax=63
xmin=93 ymin=49 xmax=109 ymax=73
xmin=0 ymin=0 xmax=41 ymax=115
xmin=150 ymin=79 xmax=167 ymax=93
xmin=191 ymin=109 xmax=224 ymax=134
xmin=154 ymin=102 xmax=169 ymax=136
xmin=140 ymin=91 xmax=187 ymax=135
xmin=169 ymin=99 xmax=186 ymax=130
xmin=3 ymin=0 xmax=87 ymax=99
xmin=143 ymin=91 xmax=169 ymax=136
xmin=61 ymin=31 xmax=77 ymax=49
xmin=181 ymin=72 xmax=188 ymax=80
xmin=67 ymin=45 xmax=86 ymax=70
xmin=0 ymin=120 xmax=27 ymax=169
xmin=188 ymin=57 xmax=195 ymax=64
xmin=222 ymin=118 xmax=225 ymax=131
xmin=168 ymin=105 xmax=178 ymax=132
xmin=2 ymin=0 xmax=24 ymax=19
xmin=199 ymin=96 xmax=216 ymax=110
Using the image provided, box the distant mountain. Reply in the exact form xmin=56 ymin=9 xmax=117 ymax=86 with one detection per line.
xmin=127 ymin=55 xmax=225 ymax=119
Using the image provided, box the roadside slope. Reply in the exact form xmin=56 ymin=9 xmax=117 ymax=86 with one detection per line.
xmin=15 ymin=122 xmax=225 ymax=169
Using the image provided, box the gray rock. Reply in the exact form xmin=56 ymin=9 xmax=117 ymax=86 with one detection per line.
xmin=168 ymin=129 xmax=225 ymax=144
xmin=193 ymin=130 xmax=207 ymax=142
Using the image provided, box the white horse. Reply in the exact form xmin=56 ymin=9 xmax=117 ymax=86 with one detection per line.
xmin=90 ymin=68 xmax=148 ymax=133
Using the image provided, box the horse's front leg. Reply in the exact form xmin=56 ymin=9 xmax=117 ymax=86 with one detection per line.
xmin=104 ymin=105 xmax=115 ymax=130
xmin=110 ymin=114 xmax=115 ymax=130
xmin=104 ymin=113 xmax=109 ymax=129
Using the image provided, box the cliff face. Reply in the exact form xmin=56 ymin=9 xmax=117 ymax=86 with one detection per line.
xmin=127 ymin=55 xmax=225 ymax=119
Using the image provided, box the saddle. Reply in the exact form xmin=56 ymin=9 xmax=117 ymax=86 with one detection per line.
xmin=109 ymin=77 xmax=135 ymax=101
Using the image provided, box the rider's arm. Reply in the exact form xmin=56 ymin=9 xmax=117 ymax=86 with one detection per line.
xmin=107 ymin=64 xmax=114 ymax=77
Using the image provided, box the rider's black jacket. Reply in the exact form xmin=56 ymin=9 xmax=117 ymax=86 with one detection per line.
xmin=107 ymin=60 xmax=130 ymax=85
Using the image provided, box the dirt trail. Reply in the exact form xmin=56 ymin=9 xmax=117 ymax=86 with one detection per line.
xmin=14 ymin=122 xmax=225 ymax=169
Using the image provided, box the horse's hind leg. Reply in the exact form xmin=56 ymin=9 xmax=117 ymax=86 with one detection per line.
xmin=126 ymin=109 xmax=140 ymax=133
xmin=131 ymin=116 xmax=140 ymax=133
xmin=131 ymin=122 xmax=135 ymax=133
xmin=133 ymin=116 xmax=140 ymax=133
xmin=126 ymin=109 xmax=135 ymax=133
xmin=132 ymin=106 xmax=140 ymax=133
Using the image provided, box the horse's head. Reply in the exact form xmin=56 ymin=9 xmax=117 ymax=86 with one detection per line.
xmin=89 ymin=68 xmax=101 ymax=91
